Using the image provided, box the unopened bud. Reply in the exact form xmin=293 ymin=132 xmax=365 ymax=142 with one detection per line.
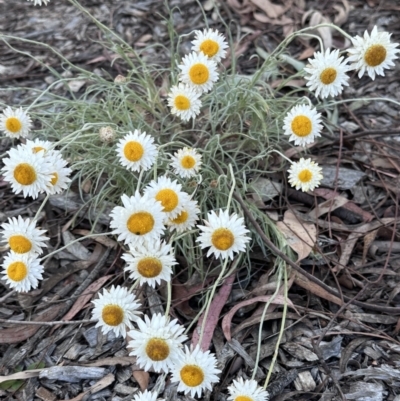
xmin=114 ymin=74 xmax=127 ymax=84
xmin=99 ymin=126 xmax=116 ymax=143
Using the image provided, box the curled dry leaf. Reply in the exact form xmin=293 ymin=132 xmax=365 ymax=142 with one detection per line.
xmin=222 ymin=295 xmax=295 ymax=341
xmin=302 ymin=10 xmax=332 ymax=50
xmin=276 ymin=210 xmax=317 ymax=262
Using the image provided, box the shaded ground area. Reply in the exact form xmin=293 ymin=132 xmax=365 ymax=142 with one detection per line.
xmin=1 ymin=0 xmax=400 ymax=400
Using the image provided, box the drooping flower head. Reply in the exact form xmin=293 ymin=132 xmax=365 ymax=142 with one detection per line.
xmin=171 ymin=345 xmax=221 ymax=398
xmin=1 ymin=146 xmax=53 ymax=199
xmin=0 ymin=107 xmax=32 ymax=139
xmin=347 ymin=25 xmax=399 ymax=80
xmin=282 ymin=104 xmax=323 ymax=146
xmin=91 ymin=285 xmax=141 ymax=338
xmin=178 ymin=51 xmax=219 ymax=93
xmin=191 ymin=28 xmax=228 ymax=63
xmin=1 ymin=216 xmax=48 ymax=255
xmin=109 ymin=192 xmax=165 ymax=246
xmin=197 ymin=209 xmax=251 ymax=260
xmin=304 ymin=48 xmax=350 ymax=98
xmin=44 ymin=153 xmax=72 ymax=195
xmin=122 ymin=239 xmax=176 ymax=288
xmin=128 ymin=313 xmax=187 ymax=373
xmin=170 ymin=147 xmax=202 ymax=178
xmin=167 ymin=198 xmax=200 ymax=233
xmin=227 ymin=377 xmax=270 ymax=401
xmin=288 ymin=157 xmax=323 ymax=192
xmin=167 ymin=84 xmax=202 ymax=122
xmin=116 ymin=130 xmax=158 ymax=172
xmin=144 ymin=176 xmax=190 ymax=220
xmin=1 ymin=251 xmax=44 ymax=292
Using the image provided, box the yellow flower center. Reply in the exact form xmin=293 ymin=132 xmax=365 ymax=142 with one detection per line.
xmin=9 ymin=235 xmax=32 ymax=254
xmin=124 ymin=141 xmax=144 ymax=162
xmin=137 ymin=257 xmax=163 ymax=278
xmin=33 ymin=146 xmax=45 ymax=153
xmin=234 ymin=397 xmax=253 ymax=401
xmin=127 ymin=212 xmax=155 ymax=235
xmin=155 ymin=189 xmax=179 ymax=212
xmin=145 ymin=338 xmax=170 ymax=361
xmin=319 ymin=67 xmax=337 ymax=85
xmin=14 ymin=163 xmax=37 ymax=185
xmin=50 ymin=172 xmax=58 ymax=186
xmin=291 ymin=115 xmax=312 ymax=137
xmin=298 ymin=169 xmax=313 ymax=183
xmin=200 ymin=39 xmax=219 ymax=58
xmin=180 ymin=364 xmax=204 ymax=387
xmin=5 ymin=117 xmax=22 ymax=134
xmin=102 ymin=304 xmax=124 ymax=326
xmin=181 ymin=155 xmax=196 ymax=169
xmin=211 ymin=228 xmax=234 ymax=251
xmin=364 ymin=44 xmax=387 ymax=67
xmin=171 ymin=210 xmax=189 ymax=224
xmin=174 ymin=95 xmax=190 ymax=111
xmin=189 ymin=63 xmax=209 ymax=85
xmin=7 ymin=261 xmax=28 ymax=282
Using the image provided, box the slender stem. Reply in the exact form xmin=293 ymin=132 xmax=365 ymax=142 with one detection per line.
xmin=0 ymin=318 xmax=93 ymax=326
xmin=165 ymin=280 xmax=172 ymax=317
xmin=226 ymin=163 xmax=236 ymax=211
xmin=34 ymin=193 xmax=50 ymax=221
xmin=271 ymin=150 xmax=293 ymax=164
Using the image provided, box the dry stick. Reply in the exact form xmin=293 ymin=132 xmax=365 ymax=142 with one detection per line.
xmin=230 ymin=189 xmax=400 ymax=314
xmin=0 ymin=319 xmax=92 ymax=326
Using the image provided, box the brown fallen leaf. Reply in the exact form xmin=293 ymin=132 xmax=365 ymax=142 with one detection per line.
xmin=0 ymin=368 xmax=43 ymax=384
xmin=66 ymin=373 xmax=115 ymax=401
xmin=222 ymin=295 xmax=295 ymax=341
xmin=191 ymin=273 xmax=235 ymax=351
xmin=276 ymin=210 xmax=317 ymax=262
xmin=132 ymin=370 xmax=149 ymax=391
xmin=80 ymin=357 xmax=139 ymax=368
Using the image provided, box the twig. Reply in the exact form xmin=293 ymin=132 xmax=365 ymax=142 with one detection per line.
xmin=0 ymin=319 xmax=92 ymax=326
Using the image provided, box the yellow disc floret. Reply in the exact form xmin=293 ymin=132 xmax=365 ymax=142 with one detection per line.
xmin=189 ymin=63 xmax=209 ymax=85
xmin=50 ymin=172 xmax=58 ymax=186
xmin=235 ymin=397 xmax=254 ymax=401
xmin=137 ymin=257 xmax=163 ymax=278
xmin=171 ymin=210 xmax=189 ymax=224
xmin=127 ymin=212 xmax=155 ymax=235
xmin=145 ymin=338 xmax=170 ymax=361
xmin=180 ymin=364 xmax=204 ymax=387
xmin=200 ymin=39 xmax=219 ymax=58
xmin=174 ymin=95 xmax=191 ymax=111
xmin=181 ymin=155 xmax=196 ymax=169
xmin=291 ymin=115 xmax=312 ymax=137
xmin=5 ymin=117 xmax=22 ymax=134
xmin=364 ymin=44 xmax=387 ymax=67
xmin=33 ymin=146 xmax=46 ymax=153
xmin=211 ymin=228 xmax=235 ymax=251
xmin=155 ymin=189 xmax=179 ymax=212
xmin=298 ymin=169 xmax=313 ymax=183
xmin=7 ymin=261 xmax=28 ymax=282
xmin=124 ymin=141 xmax=144 ymax=162
xmin=9 ymin=235 xmax=32 ymax=254
xmin=319 ymin=67 xmax=337 ymax=85
xmin=102 ymin=304 xmax=124 ymax=326
xmin=14 ymin=163 xmax=37 ymax=185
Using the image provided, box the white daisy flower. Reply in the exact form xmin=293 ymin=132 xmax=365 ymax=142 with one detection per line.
xmin=283 ymin=104 xmax=323 ymax=146
xmin=44 ymin=153 xmax=72 ymax=195
xmin=116 ymin=130 xmax=158 ymax=172
xmin=171 ymin=344 xmax=221 ymax=398
xmin=19 ymin=138 xmax=57 ymax=156
xmin=304 ymin=48 xmax=350 ymax=98
xmin=132 ymin=390 xmax=164 ymax=401
xmin=0 ymin=107 xmax=32 ymax=139
xmin=1 ymin=147 xmax=53 ymax=199
xmin=144 ymin=176 xmax=190 ymax=220
xmin=128 ymin=313 xmax=187 ymax=373
xmin=109 ymin=192 xmax=165 ymax=246
xmin=191 ymin=28 xmax=228 ymax=63
xmin=228 ymin=377 xmax=270 ymax=401
xmin=91 ymin=285 xmax=141 ymax=338
xmin=288 ymin=158 xmax=323 ymax=192
xmin=1 ymin=251 xmax=44 ymax=292
xmin=167 ymin=83 xmax=202 ymax=122
xmin=1 ymin=216 xmax=48 ymax=255
xmin=197 ymin=209 xmax=250 ymax=260
xmin=347 ymin=25 xmax=399 ymax=80
xmin=122 ymin=239 xmax=176 ymax=288
xmin=170 ymin=147 xmax=202 ymax=178
xmin=178 ymin=51 xmax=219 ymax=93
xmin=27 ymin=0 xmax=50 ymax=5
xmin=167 ymin=198 xmax=200 ymax=233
